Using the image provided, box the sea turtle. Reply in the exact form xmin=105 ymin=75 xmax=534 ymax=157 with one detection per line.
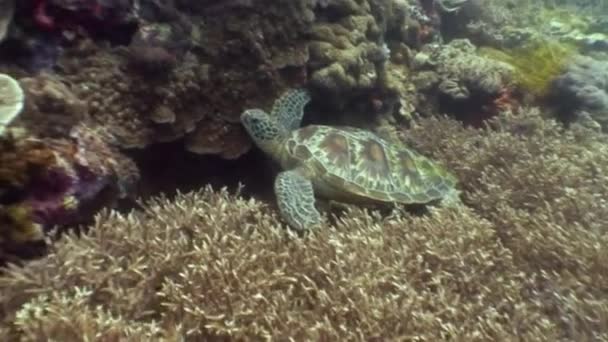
xmin=241 ymin=89 xmax=460 ymax=231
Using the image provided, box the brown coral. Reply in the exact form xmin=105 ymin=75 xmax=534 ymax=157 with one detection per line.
xmin=18 ymin=73 xmax=88 ymax=138
xmin=0 ymin=137 xmax=56 ymax=187
xmin=185 ymin=117 xmax=252 ymax=159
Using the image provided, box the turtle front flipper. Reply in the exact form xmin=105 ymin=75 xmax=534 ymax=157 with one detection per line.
xmin=274 ymin=168 xmax=321 ymax=231
xmin=271 ymin=89 xmax=311 ymax=131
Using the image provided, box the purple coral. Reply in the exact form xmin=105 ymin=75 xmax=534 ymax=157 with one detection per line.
xmin=23 ymin=164 xmax=111 ymax=230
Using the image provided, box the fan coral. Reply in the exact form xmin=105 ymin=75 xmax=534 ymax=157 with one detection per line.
xmin=0 ymin=108 xmax=606 ymax=340
xmin=0 ymin=73 xmax=24 ymax=136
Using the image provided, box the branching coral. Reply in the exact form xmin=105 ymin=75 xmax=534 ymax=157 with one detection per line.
xmin=0 ymin=109 xmax=606 ymax=340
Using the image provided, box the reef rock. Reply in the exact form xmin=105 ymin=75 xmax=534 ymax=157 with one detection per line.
xmin=0 ymin=124 xmax=139 ymax=255
xmin=552 ymin=55 xmax=608 ymax=130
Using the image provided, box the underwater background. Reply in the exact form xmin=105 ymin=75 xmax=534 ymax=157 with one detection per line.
xmin=0 ymin=0 xmax=607 ymax=340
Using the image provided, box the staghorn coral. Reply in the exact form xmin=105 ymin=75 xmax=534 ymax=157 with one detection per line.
xmin=0 ymin=109 xmax=606 ymax=340
xmin=0 ymin=189 xmax=527 ymax=340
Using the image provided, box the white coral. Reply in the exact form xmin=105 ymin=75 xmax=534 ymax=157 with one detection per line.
xmin=0 ymin=73 xmax=24 ymax=136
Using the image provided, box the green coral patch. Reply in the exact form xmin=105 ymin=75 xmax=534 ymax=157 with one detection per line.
xmin=479 ymin=40 xmax=577 ymax=97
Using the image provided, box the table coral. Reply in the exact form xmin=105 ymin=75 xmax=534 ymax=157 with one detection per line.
xmin=0 ymin=73 xmax=24 ymax=136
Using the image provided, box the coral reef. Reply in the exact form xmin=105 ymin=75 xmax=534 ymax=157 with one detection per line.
xmin=415 ymin=39 xmax=513 ymax=97
xmin=307 ymin=1 xmax=388 ymax=95
xmin=409 ymin=39 xmax=514 ymax=122
xmin=551 ymin=55 xmax=608 ymax=129
xmin=29 ymin=0 xmax=138 ymax=39
xmin=17 ymin=73 xmax=88 ymax=138
xmin=479 ymin=39 xmax=577 ymax=97
xmin=0 ymin=1 xmax=607 ymax=339
xmin=0 ymin=0 xmax=450 ymax=252
xmin=0 ymin=109 xmax=606 ymax=340
xmin=0 ymin=124 xmax=139 ymax=259
xmin=440 ymin=0 xmax=535 ymax=47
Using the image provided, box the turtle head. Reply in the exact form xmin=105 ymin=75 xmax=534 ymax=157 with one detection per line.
xmin=241 ymin=109 xmax=288 ymax=152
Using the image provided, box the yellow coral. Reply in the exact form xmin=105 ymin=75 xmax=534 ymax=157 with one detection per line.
xmin=0 ymin=205 xmax=44 ymax=244
xmin=479 ymin=39 xmax=577 ymax=97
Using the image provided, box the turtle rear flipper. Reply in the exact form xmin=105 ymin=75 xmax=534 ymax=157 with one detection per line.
xmin=274 ymin=168 xmax=321 ymax=231
xmin=270 ymin=89 xmax=311 ymax=131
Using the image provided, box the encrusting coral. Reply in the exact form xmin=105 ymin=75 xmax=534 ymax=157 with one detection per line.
xmin=17 ymin=73 xmax=88 ymax=138
xmin=0 ymin=108 xmax=606 ymax=340
xmin=0 ymin=124 xmax=139 ymax=255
